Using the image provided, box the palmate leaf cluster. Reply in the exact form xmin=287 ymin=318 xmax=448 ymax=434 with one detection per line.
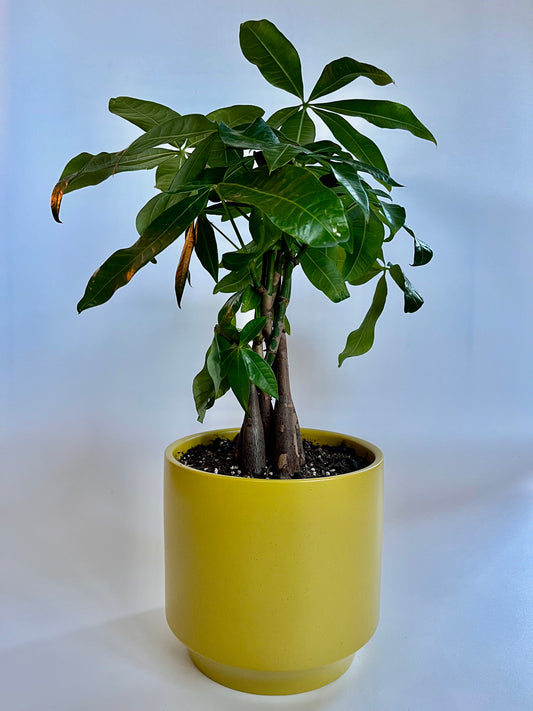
xmin=51 ymin=18 xmax=435 ymax=422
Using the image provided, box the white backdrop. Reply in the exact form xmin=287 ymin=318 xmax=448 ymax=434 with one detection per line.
xmin=2 ymin=1 xmax=532 ymax=709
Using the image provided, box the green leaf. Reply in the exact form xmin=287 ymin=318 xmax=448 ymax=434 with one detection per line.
xmin=309 ymin=145 xmax=399 ymax=189
xmin=218 ymin=118 xmax=305 ymax=172
xmin=379 ymin=202 xmax=406 ymax=240
xmin=218 ymin=291 xmax=244 ymax=326
xmin=413 ymin=238 xmax=433 ymax=266
xmin=155 ymin=154 xmax=184 ymax=191
xmin=300 ymin=248 xmax=350 ymax=303
xmin=304 ymin=139 xmax=342 ymax=156
xmin=313 ymin=109 xmax=389 ymax=174
xmin=211 ymin=202 xmax=251 ymax=222
xmin=206 ymin=137 xmax=244 ymax=169
xmin=77 ymin=189 xmax=210 ymax=312
xmin=403 ymin=226 xmax=433 ymax=266
xmin=218 ymin=165 xmax=349 ymax=247
xmin=206 ymin=104 xmax=265 ymax=127
xmin=241 ymin=285 xmax=262 ymax=313
xmin=279 ymin=109 xmax=316 ymax=144
xmin=338 ymin=274 xmax=388 ymax=364
xmin=239 ymin=19 xmax=304 ymax=99
xmin=240 ymin=316 xmax=267 ymax=345
xmin=136 ymin=138 xmax=217 ymax=235
xmin=343 ymin=157 xmax=402 ymax=188
xmin=58 ymin=152 xmax=94 ymax=180
xmin=108 ymin=96 xmax=181 ymax=132
xmin=193 ymin=330 xmax=235 ymax=422
xmin=218 ymin=323 xmax=240 ymax=346
xmin=125 ymin=114 xmax=216 ymax=154
xmin=220 ymin=117 xmax=307 ymax=172
xmin=314 ymin=99 xmax=437 ymax=144
xmin=62 ymin=149 xmax=178 ymax=182
xmin=193 ymin=363 xmax=215 ymax=423
xmin=217 ymin=119 xmax=305 ymax=171
xmin=330 ymin=161 xmax=370 ymax=219
xmin=217 ymin=331 xmax=238 ymax=364
xmin=221 ymin=247 xmax=257 ymax=272
xmin=136 ymin=191 xmax=184 ymax=236
xmin=168 ymin=134 xmax=216 ymax=191
xmin=342 ymin=211 xmax=385 ymax=283
xmin=345 ymin=262 xmax=384 ymax=286
xmin=370 ymin=187 xmax=394 ymax=201
xmin=388 ymin=264 xmax=424 ymax=312
xmin=249 ymin=207 xmax=282 ymax=250
xmin=262 ymin=143 xmax=305 ymax=171
xmin=206 ymin=335 xmax=222 ymax=392
xmin=136 ymin=175 xmax=214 ymax=235
xmin=241 ymin=348 xmax=278 ymax=399
xmin=213 ymin=267 xmax=254 ymax=294
xmin=223 ymin=155 xmax=256 ymax=181
xmin=194 ymin=215 xmax=219 ymax=281
xmin=51 ymin=148 xmax=177 ymax=222
xmin=218 ymin=118 xmax=279 ymax=151
xmin=310 ymin=57 xmax=393 ymax=101
xmin=267 ymin=105 xmax=300 ymax=129
xmin=227 ymin=349 xmax=251 ymax=411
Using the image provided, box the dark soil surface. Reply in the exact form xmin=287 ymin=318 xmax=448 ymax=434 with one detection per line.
xmin=177 ymin=437 xmax=370 ymax=479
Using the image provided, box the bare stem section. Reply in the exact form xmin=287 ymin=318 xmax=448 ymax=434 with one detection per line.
xmin=271 ymin=332 xmax=305 ymax=478
xmin=237 ymin=384 xmax=266 ymax=476
xmin=254 ymin=338 xmax=273 ymax=446
xmin=237 ymin=245 xmax=304 ymax=478
xmin=266 ymin=259 xmax=294 ymax=367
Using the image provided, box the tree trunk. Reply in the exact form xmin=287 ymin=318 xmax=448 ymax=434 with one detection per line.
xmin=258 ymin=390 xmax=273 ymax=448
xmin=253 ymin=338 xmax=274 ymax=450
xmin=237 ymin=248 xmax=303 ymax=478
xmin=237 ymin=383 xmax=266 ymax=476
xmin=271 ymin=332 xmax=305 ymax=478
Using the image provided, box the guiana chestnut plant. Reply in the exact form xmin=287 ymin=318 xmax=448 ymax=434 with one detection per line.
xmin=51 ymin=19 xmax=435 ymax=478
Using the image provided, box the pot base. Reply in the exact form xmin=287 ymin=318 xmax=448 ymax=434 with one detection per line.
xmin=189 ymin=650 xmax=355 ymax=695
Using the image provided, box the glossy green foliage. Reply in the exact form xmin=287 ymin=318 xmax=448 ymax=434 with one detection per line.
xmin=338 ymin=275 xmax=388 ymax=364
xmin=309 ymin=57 xmax=393 ymax=100
xmin=240 ymin=19 xmax=304 ymax=99
xmin=300 ymin=248 xmax=350 ymax=303
xmin=313 ymin=100 xmax=436 ymax=144
xmin=218 ymin=166 xmax=350 ymax=247
xmin=342 ymin=212 xmax=385 ymax=284
xmin=193 ymin=326 xmax=278 ymax=421
xmin=388 ymin=263 xmax=424 ymax=313
xmin=108 ymin=96 xmax=182 ymax=132
xmin=77 ymin=190 xmax=210 ymax=311
xmin=314 ymin=109 xmax=389 ymax=175
xmin=194 ymin=215 xmax=219 ymax=281
xmin=52 ymin=18 xmax=435 ymax=418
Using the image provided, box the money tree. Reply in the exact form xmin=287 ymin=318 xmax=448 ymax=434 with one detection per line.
xmin=51 ymin=19 xmax=435 ymax=477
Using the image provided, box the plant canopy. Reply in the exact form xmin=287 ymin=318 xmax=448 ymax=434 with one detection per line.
xmin=51 ymin=18 xmax=435 ymax=477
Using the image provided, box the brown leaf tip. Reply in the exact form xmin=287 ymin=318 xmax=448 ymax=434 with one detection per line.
xmin=51 ymin=179 xmax=68 ymax=223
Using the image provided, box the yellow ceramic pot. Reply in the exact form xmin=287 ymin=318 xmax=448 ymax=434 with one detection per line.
xmin=164 ymin=428 xmax=384 ymax=695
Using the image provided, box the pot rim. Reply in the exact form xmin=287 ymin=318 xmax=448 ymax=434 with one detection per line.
xmin=165 ymin=427 xmax=384 ymax=483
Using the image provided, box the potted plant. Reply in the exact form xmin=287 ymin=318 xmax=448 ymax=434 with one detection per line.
xmin=51 ymin=19 xmax=435 ymax=695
